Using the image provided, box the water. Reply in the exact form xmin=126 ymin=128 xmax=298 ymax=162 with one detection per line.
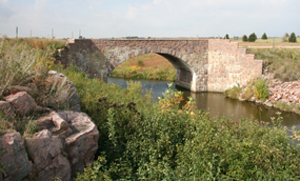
xmin=108 ymin=77 xmax=300 ymax=131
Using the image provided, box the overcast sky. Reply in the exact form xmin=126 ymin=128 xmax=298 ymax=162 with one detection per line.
xmin=0 ymin=0 xmax=299 ymax=39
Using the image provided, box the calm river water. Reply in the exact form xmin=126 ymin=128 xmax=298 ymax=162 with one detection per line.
xmin=108 ymin=77 xmax=300 ymax=131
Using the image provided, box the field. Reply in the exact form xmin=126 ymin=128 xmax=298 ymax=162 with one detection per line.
xmin=109 ymin=53 xmax=176 ymax=81
xmin=231 ymin=37 xmax=300 ymax=48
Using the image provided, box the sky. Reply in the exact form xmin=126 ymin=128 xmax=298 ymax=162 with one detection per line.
xmin=0 ymin=0 xmax=299 ymax=39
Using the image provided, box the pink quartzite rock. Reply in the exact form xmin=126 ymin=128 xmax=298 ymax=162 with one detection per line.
xmin=25 ymin=129 xmax=71 ymax=181
xmin=4 ymin=91 xmax=38 ymax=116
xmin=0 ymin=132 xmax=31 ymax=181
xmin=45 ymin=71 xmax=81 ymax=112
xmin=58 ymin=111 xmax=99 ymax=177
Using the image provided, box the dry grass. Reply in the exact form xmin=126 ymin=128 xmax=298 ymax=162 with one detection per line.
xmin=247 ymin=48 xmax=300 ymax=81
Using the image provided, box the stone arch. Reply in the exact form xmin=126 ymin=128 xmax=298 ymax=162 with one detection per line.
xmin=105 ymin=46 xmax=199 ymax=91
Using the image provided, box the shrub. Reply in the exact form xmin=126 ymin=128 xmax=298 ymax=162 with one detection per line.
xmin=224 ymin=85 xmax=242 ymax=99
xmin=289 ymin=32 xmax=297 ymax=42
xmin=224 ymin=34 xmax=229 ymax=39
xmin=74 ymin=79 xmax=300 ymax=179
xmin=242 ymin=35 xmax=248 ymax=42
xmin=253 ymin=78 xmax=269 ymax=100
xmin=261 ymin=33 xmax=268 ymax=40
xmin=248 ymin=33 xmax=257 ymax=42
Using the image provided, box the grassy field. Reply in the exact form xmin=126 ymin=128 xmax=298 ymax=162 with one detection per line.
xmin=247 ymin=48 xmax=300 ymax=81
xmin=231 ymin=37 xmax=300 ymax=48
xmin=109 ymin=53 xmax=176 ymax=81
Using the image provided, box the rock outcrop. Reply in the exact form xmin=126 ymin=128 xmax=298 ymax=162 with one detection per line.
xmin=0 ymin=132 xmax=32 ymax=181
xmin=0 ymin=72 xmax=99 ymax=181
xmin=267 ymin=79 xmax=300 ymax=104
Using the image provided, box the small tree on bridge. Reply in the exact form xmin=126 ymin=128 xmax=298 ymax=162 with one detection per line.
xmin=248 ymin=33 xmax=257 ymax=42
xmin=242 ymin=35 xmax=248 ymax=42
xmin=261 ymin=33 xmax=268 ymax=40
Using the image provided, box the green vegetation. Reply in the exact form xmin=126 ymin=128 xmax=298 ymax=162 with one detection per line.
xmin=224 ymin=85 xmax=242 ymax=99
xmin=248 ymin=33 xmax=257 ymax=42
xmin=225 ymin=78 xmax=269 ymax=101
xmin=247 ymin=48 xmax=300 ymax=81
xmin=224 ymin=34 xmax=229 ymax=39
xmin=110 ymin=53 xmax=176 ymax=81
xmin=58 ymin=67 xmax=300 ymax=180
xmin=289 ymin=32 xmax=297 ymax=42
xmin=242 ymin=35 xmax=248 ymax=42
xmin=2 ymin=38 xmax=300 ymax=180
xmin=253 ymin=78 xmax=269 ymax=100
xmin=261 ymin=33 xmax=268 ymax=40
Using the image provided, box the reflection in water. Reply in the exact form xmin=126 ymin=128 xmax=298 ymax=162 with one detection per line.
xmin=108 ymin=77 xmax=300 ymax=131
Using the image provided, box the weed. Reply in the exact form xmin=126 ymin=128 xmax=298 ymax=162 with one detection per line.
xmin=137 ymin=60 xmax=144 ymax=66
xmin=224 ymin=85 xmax=242 ymax=99
xmin=253 ymin=78 xmax=269 ymax=100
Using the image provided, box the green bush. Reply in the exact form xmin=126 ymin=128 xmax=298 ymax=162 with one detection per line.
xmin=224 ymin=34 xmax=229 ymax=39
xmin=289 ymin=32 xmax=297 ymax=42
xmin=248 ymin=33 xmax=257 ymax=42
xmin=242 ymin=35 xmax=248 ymax=42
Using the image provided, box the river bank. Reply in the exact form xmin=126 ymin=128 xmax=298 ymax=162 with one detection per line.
xmin=237 ymin=74 xmax=300 ymax=115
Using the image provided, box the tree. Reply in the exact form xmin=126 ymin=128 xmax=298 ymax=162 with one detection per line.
xmin=261 ymin=33 xmax=268 ymax=40
xmin=289 ymin=32 xmax=297 ymax=42
xmin=224 ymin=34 xmax=229 ymax=39
xmin=242 ymin=35 xmax=248 ymax=42
xmin=248 ymin=33 xmax=257 ymax=42
xmin=285 ymin=33 xmax=289 ymax=37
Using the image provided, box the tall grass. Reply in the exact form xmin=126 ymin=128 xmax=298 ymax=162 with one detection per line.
xmin=0 ymin=37 xmax=66 ymax=98
xmin=247 ymin=48 xmax=300 ymax=81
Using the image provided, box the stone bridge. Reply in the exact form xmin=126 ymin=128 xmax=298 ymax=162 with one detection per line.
xmin=59 ymin=38 xmax=262 ymax=92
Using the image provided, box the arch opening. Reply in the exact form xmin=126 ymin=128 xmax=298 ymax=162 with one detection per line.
xmin=108 ymin=52 xmax=197 ymax=91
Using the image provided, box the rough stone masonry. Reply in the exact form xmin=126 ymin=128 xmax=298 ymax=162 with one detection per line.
xmin=58 ymin=38 xmax=262 ymax=92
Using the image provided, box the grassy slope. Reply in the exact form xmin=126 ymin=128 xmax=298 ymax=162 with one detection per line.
xmin=109 ymin=53 xmax=176 ymax=81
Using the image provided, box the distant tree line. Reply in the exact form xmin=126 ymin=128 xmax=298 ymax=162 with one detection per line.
xmin=241 ymin=32 xmax=297 ymax=42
